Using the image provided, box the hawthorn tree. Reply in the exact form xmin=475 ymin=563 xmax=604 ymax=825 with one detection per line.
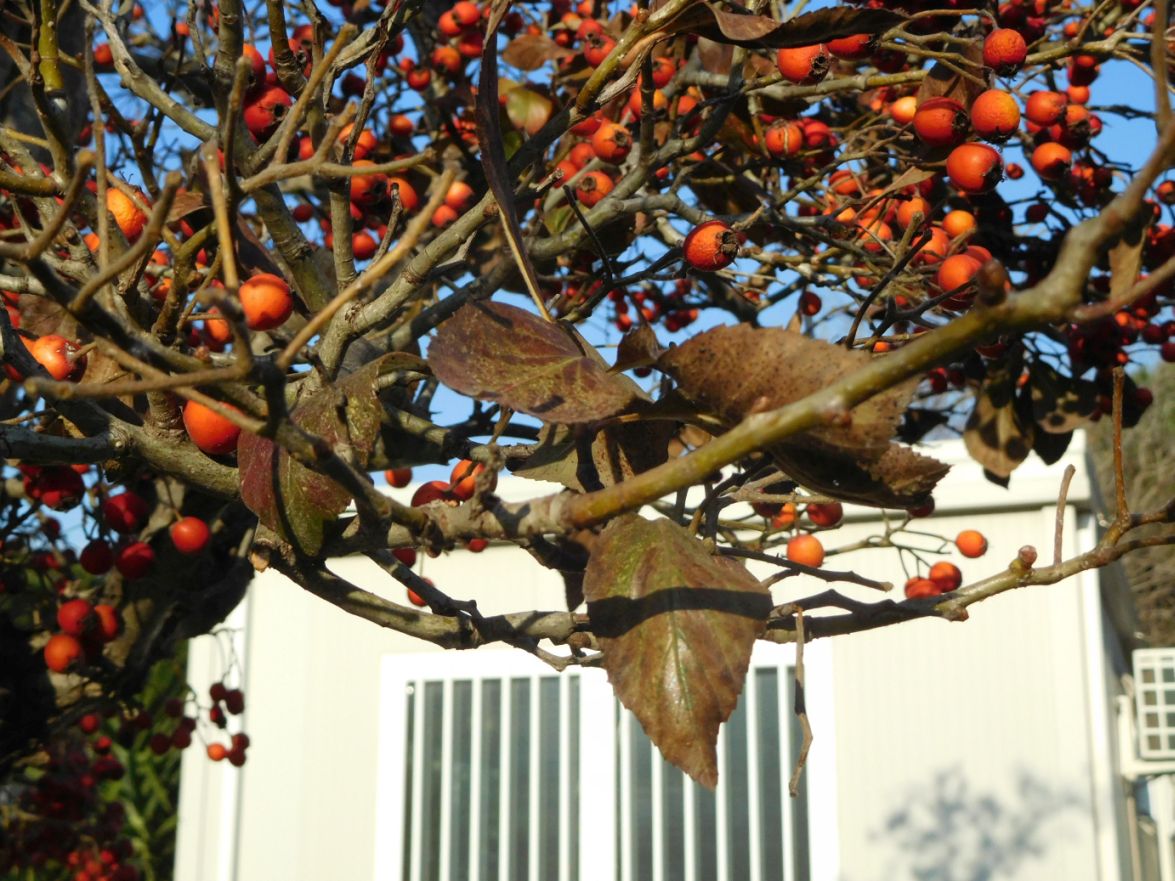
xmin=0 ymin=0 xmax=1174 ymax=873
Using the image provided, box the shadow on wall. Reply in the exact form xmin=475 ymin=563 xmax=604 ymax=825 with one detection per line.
xmin=859 ymin=767 xmax=1085 ymax=881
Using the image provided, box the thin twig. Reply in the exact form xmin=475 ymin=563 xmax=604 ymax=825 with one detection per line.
xmin=1053 ymin=464 xmax=1076 ymax=566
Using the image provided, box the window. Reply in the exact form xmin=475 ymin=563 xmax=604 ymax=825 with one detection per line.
xmin=1133 ymin=648 xmax=1175 ymax=759
xmin=375 ymin=643 xmax=835 ymax=881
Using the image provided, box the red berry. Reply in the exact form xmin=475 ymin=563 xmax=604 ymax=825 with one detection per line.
xmin=169 ymin=517 xmax=211 ymax=555
xmin=57 ymin=599 xmax=97 ymax=636
xmin=103 ymin=492 xmax=148 ymax=534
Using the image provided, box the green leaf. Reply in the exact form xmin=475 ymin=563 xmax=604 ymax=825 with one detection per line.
xmin=429 ymin=301 xmax=639 ymax=423
xmin=583 ymin=515 xmax=771 ymax=788
xmin=505 ymin=84 xmax=554 ymax=135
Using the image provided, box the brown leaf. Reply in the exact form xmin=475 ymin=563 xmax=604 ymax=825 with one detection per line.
xmin=583 ymin=514 xmax=770 ymax=788
xmin=510 ymin=419 xmax=675 ymax=491
xmin=963 ymin=357 xmax=1034 ymax=479
xmin=680 ymin=4 xmax=904 ymax=48
xmin=166 ymin=189 xmax=207 ymax=224
xmin=916 ymin=43 xmax=987 ymax=106
xmin=613 ymin=323 xmax=664 ymax=373
xmin=429 ymin=301 xmax=638 ymax=423
xmin=502 ymin=34 xmax=575 ymax=71
xmin=1108 ymin=212 xmax=1147 ymax=304
xmin=657 ymin=325 xmax=948 ymax=506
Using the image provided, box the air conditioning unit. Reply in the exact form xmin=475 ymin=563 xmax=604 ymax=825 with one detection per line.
xmin=1133 ymin=648 xmax=1175 ymax=761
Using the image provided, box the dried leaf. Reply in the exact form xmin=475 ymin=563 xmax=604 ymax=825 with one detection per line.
xmin=510 ymin=419 xmax=675 ymax=491
xmin=238 ymin=359 xmax=387 ymax=557
xmin=964 ymin=357 xmax=1034 ymax=479
xmin=658 ymin=325 xmax=948 ymax=507
xmin=166 ymin=189 xmax=207 ymax=223
xmin=502 ymin=34 xmax=575 ymax=70
xmin=613 ymin=323 xmax=664 ymax=373
xmin=679 ymin=4 xmax=904 ymax=48
xmin=429 ymin=301 xmax=638 ymax=423
xmin=583 ymin=514 xmax=770 ymax=788
xmin=1028 ymin=361 xmax=1096 ymax=433
xmin=1108 ymin=212 xmax=1147 ymax=303
xmin=916 ymin=43 xmax=987 ymax=106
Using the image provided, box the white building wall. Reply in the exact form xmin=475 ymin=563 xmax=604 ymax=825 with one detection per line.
xmin=176 ymin=435 xmax=1132 ymax=881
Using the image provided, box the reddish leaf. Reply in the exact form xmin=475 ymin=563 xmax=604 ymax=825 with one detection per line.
xmin=679 ymin=4 xmax=904 ymax=48
xmin=502 ymin=34 xmax=574 ymax=71
xmin=429 ymin=301 xmax=639 ymax=423
xmin=238 ymin=358 xmax=388 ymax=556
xmin=583 ymin=515 xmax=770 ymax=788
xmin=658 ymin=324 xmax=948 ymax=507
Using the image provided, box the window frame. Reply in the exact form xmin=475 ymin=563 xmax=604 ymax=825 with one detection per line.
xmin=374 ymin=641 xmax=838 ymax=881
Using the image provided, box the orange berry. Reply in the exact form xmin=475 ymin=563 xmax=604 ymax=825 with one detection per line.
xmin=182 ymin=400 xmax=242 ymax=456
xmin=581 ymin=32 xmax=616 ymax=67
xmin=895 ymin=196 xmax=932 ymax=229
xmin=385 ymin=467 xmax=413 ymax=487
xmin=786 ymin=534 xmax=825 ymax=568
xmin=683 ymin=220 xmax=739 ymax=271
xmin=913 ymin=97 xmax=968 ymax=148
xmin=942 ymin=209 xmax=976 ymax=238
xmin=106 ymin=188 xmax=148 ymax=240
xmin=935 ymin=253 xmax=984 ymax=293
xmin=911 ymin=225 xmax=951 ymax=266
xmin=775 ymin=44 xmax=830 ymax=84
xmin=969 ymin=89 xmax=1020 ymax=142
xmin=928 ymin=561 xmax=962 ymax=591
xmin=946 ymin=143 xmax=1003 ymax=194
xmin=575 ymin=170 xmax=614 ymax=207
xmin=771 ymin=502 xmax=797 ymax=529
xmin=955 ymin=529 xmax=988 ymax=558
xmin=889 ymin=95 xmax=918 ymax=125
xmin=827 ymin=33 xmax=877 ymax=60
xmin=30 ymin=334 xmax=86 ymax=381
xmin=1031 ymin=142 xmax=1072 ymax=180
xmin=590 ymin=121 xmax=632 ymax=164
xmin=764 ymin=120 xmax=804 ymax=158
xmin=44 ymin=633 xmax=84 ymax=673
xmin=1025 ymin=90 xmax=1067 ymax=126
xmin=904 ymin=577 xmax=940 ymax=599
xmin=444 ymin=180 xmax=475 ymax=211
xmin=627 ymin=87 xmax=669 ymax=120
xmin=238 ymin=272 xmax=293 ymax=331
xmin=982 ymin=28 xmax=1027 ymax=76
xmin=449 ymin=459 xmax=493 ymax=500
